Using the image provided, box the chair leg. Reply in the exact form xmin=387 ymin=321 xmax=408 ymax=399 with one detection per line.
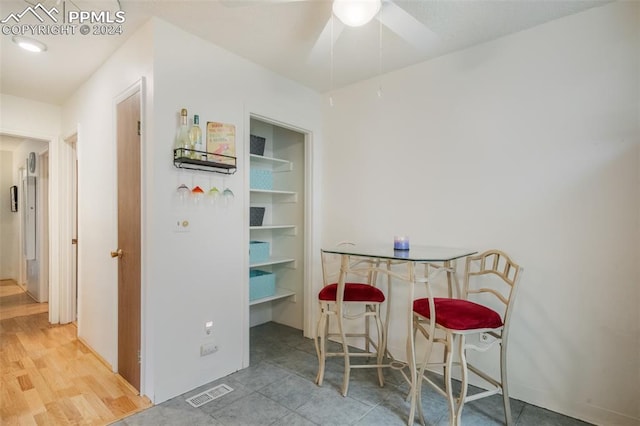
xmin=374 ymin=307 xmax=385 ymax=387
xmin=454 ymin=334 xmax=469 ymax=426
xmin=315 ymin=308 xmax=328 ymax=386
xmin=365 ymin=310 xmax=371 ymax=353
xmin=501 ymin=340 xmax=513 ymax=425
xmin=406 ymin=332 xmax=418 ymax=423
xmin=444 ymin=333 xmax=456 ymax=426
xmin=416 ymin=330 xmax=432 ymax=426
xmin=336 ymin=307 xmax=351 ymax=396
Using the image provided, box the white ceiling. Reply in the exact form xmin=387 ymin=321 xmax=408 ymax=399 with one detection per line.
xmin=0 ymin=0 xmax=610 ymax=106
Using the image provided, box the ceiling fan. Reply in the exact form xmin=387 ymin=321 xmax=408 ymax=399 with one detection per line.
xmin=222 ymin=0 xmax=438 ymax=61
xmin=312 ymin=0 xmax=437 ymax=62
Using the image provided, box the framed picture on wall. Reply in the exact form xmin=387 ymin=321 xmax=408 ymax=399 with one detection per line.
xmin=206 ymin=121 xmax=236 ymax=165
xmin=10 ymin=185 xmax=18 ymax=212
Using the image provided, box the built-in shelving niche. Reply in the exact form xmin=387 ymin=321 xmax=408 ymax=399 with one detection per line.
xmin=248 ymin=117 xmax=306 ymax=332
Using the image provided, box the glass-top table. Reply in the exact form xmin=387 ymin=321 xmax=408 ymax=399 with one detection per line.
xmin=320 ymin=243 xmax=477 ymax=425
xmin=322 ymin=244 xmax=477 ymax=263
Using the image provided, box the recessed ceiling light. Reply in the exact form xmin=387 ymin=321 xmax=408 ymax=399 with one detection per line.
xmin=12 ymin=36 xmax=47 ymax=53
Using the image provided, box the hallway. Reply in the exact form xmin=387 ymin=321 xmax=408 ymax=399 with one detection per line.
xmin=0 ymin=279 xmax=151 ymax=425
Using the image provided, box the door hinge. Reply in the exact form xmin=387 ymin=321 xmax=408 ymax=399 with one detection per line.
xmin=137 ymin=350 xmax=141 ymax=364
xmin=137 ymin=121 xmax=141 ymax=136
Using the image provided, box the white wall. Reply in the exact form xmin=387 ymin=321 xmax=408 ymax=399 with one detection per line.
xmin=62 ymin=17 xmax=322 ymax=404
xmin=61 ymin=18 xmax=154 ymax=383
xmin=0 ymin=150 xmax=18 ymax=280
xmin=321 ymin=2 xmax=639 ymax=425
xmin=0 ymin=94 xmax=61 ymax=138
xmin=148 ymin=20 xmax=322 ymax=403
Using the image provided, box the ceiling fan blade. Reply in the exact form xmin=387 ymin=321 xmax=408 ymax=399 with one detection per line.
xmin=307 ymin=15 xmax=345 ymax=64
xmin=377 ymin=1 xmax=438 ymax=51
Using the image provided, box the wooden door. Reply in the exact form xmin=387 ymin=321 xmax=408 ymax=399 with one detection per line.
xmin=116 ymin=91 xmax=141 ymax=391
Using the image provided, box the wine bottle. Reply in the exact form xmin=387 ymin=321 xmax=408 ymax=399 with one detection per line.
xmin=189 ymin=114 xmax=203 ymax=160
xmin=175 ymin=108 xmax=190 ymax=158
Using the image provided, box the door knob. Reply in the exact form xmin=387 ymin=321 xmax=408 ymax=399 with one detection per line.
xmin=110 ymin=249 xmax=123 ymax=258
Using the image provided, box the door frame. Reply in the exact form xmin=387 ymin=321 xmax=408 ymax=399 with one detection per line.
xmin=37 ymin=148 xmax=50 ymax=303
xmin=241 ymin=105 xmax=318 ymax=369
xmin=65 ymin=133 xmax=79 ymax=321
xmin=65 ymin=134 xmax=78 ymax=321
xmin=0 ymin=127 xmax=65 ymax=323
xmin=57 ymin=130 xmax=76 ymax=324
xmin=17 ymin=166 xmax=26 ymax=288
xmin=113 ymin=77 xmax=147 ymax=395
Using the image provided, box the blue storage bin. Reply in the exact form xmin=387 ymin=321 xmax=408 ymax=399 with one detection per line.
xmin=250 ymin=168 xmax=273 ymax=190
xmin=250 ymin=270 xmax=276 ymax=301
xmin=249 ymin=240 xmax=269 ymax=264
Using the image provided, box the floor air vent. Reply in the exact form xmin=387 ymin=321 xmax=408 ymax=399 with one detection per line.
xmin=185 ymin=384 xmax=234 ymax=408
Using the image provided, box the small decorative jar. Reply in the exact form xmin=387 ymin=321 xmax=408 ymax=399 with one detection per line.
xmin=394 ymin=235 xmax=410 ymax=250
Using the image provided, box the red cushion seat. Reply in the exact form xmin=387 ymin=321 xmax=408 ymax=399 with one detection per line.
xmin=413 ymin=298 xmax=503 ymax=331
xmin=319 ymin=283 xmax=385 ymax=303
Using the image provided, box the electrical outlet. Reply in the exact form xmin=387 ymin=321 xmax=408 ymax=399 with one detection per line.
xmin=200 ymin=343 xmax=218 ymax=356
xmin=205 ymin=321 xmax=213 ymax=335
xmin=480 ymin=333 xmax=492 ymax=343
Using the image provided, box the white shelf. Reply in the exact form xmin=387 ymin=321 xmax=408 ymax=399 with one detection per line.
xmin=249 ymin=287 xmax=296 ymax=306
xmin=250 ymin=189 xmax=296 ymax=195
xmin=249 ymin=154 xmax=292 ymax=172
xmin=250 ymin=225 xmax=296 ymax=231
xmin=250 ymin=257 xmax=295 ymax=268
xmin=250 ymin=189 xmax=298 ymax=203
xmin=174 ymin=148 xmax=236 ymax=175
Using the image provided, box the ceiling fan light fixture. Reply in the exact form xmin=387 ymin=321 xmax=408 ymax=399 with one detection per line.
xmin=332 ymin=0 xmax=381 ymax=27
xmin=12 ymin=36 xmax=47 ymax=53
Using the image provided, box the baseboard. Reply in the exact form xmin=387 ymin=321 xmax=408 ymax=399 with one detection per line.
xmin=77 ymin=336 xmax=113 ymax=371
xmin=510 ymin=383 xmax=640 ymax=426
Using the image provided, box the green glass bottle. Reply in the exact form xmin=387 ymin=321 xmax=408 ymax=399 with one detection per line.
xmin=175 ymin=108 xmax=190 ymax=158
xmin=189 ymin=114 xmax=203 ymax=160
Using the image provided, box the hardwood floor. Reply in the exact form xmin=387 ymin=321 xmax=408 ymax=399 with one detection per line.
xmin=0 ymin=279 xmax=151 ymax=425
xmin=0 ymin=279 xmax=48 ymax=321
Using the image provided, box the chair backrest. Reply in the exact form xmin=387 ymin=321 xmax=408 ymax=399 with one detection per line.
xmin=321 ymin=243 xmax=378 ymax=287
xmin=462 ymin=250 xmax=523 ymax=331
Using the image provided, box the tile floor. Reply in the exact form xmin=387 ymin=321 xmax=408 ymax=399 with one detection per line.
xmin=113 ymin=322 xmax=592 ymax=426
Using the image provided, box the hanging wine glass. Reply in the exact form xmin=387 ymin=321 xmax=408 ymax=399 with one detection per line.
xmin=222 ymin=176 xmax=234 ymax=208
xmin=208 ymin=176 xmax=221 ymax=206
xmin=191 ymin=185 xmax=205 ymax=205
xmin=176 ymin=183 xmax=190 ymax=206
